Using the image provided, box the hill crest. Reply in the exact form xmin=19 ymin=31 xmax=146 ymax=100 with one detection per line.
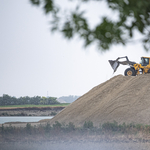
xmin=50 ymin=74 xmax=150 ymax=127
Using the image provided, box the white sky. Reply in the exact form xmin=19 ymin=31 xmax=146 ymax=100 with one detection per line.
xmin=0 ymin=0 xmax=149 ymax=98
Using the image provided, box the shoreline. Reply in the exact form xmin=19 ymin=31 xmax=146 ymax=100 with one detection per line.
xmin=0 ymin=106 xmax=65 ymax=116
xmin=1 ymin=122 xmax=150 ymax=150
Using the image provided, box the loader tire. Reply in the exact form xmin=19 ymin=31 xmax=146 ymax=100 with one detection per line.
xmin=124 ymin=68 xmax=136 ymax=76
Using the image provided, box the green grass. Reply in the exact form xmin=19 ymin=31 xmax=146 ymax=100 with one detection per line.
xmin=0 ymin=103 xmax=70 ymax=108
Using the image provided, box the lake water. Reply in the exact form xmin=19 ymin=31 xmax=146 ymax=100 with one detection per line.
xmin=0 ymin=116 xmax=53 ymax=124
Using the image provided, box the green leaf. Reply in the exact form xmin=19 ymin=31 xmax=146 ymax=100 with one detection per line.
xmin=43 ymin=0 xmax=54 ymax=14
xmin=29 ymin=0 xmax=40 ymax=5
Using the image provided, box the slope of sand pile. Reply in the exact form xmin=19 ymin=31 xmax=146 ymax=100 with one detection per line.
xmin=50 ymin=74 xmax=150 ymax=127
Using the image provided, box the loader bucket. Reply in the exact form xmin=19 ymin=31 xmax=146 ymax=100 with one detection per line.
xmin=109 ymin=60 xmax=120 ymax=72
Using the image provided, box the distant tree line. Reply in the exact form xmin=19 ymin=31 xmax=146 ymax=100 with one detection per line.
xmin=0 ymin=94 xmax=60 ymax=106
xmin=58 ymin=95 xmax=80 ymax=103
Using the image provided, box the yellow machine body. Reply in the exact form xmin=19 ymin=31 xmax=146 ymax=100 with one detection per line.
xmin=133 ymin=57 xmax=150 ymax=75
xmin=109 ymin=56 xmax=150 ymax=76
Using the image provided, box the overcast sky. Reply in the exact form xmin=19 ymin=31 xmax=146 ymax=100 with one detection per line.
xmin=0 ymin=0 xmax=149 ymax=98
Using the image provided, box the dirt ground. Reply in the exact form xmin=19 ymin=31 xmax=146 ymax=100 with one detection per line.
xmin=49 ymin=74 xmax=150 ymax=127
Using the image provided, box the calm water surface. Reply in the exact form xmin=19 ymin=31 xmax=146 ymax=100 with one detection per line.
xmin=0 ymin=116 xmax=53 ymax=124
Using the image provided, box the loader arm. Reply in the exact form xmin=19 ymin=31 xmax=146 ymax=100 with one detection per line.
xmin=109 ymin=56 xmax=136 ymax=73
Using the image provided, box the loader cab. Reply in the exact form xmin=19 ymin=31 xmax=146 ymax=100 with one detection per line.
xmin=140 ymin=57 xmax=149 ymax=66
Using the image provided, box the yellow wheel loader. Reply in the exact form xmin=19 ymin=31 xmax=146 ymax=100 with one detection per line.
xmin=109 ymin=56 xmax=150 ymax=76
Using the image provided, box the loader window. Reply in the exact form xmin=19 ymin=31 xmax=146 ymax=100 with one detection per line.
xmin=141 ymin=58 xmax=149 ymax=66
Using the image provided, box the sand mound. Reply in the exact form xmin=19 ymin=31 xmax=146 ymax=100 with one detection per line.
xmin=50 ymin=74 xmax=150 ymax=127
